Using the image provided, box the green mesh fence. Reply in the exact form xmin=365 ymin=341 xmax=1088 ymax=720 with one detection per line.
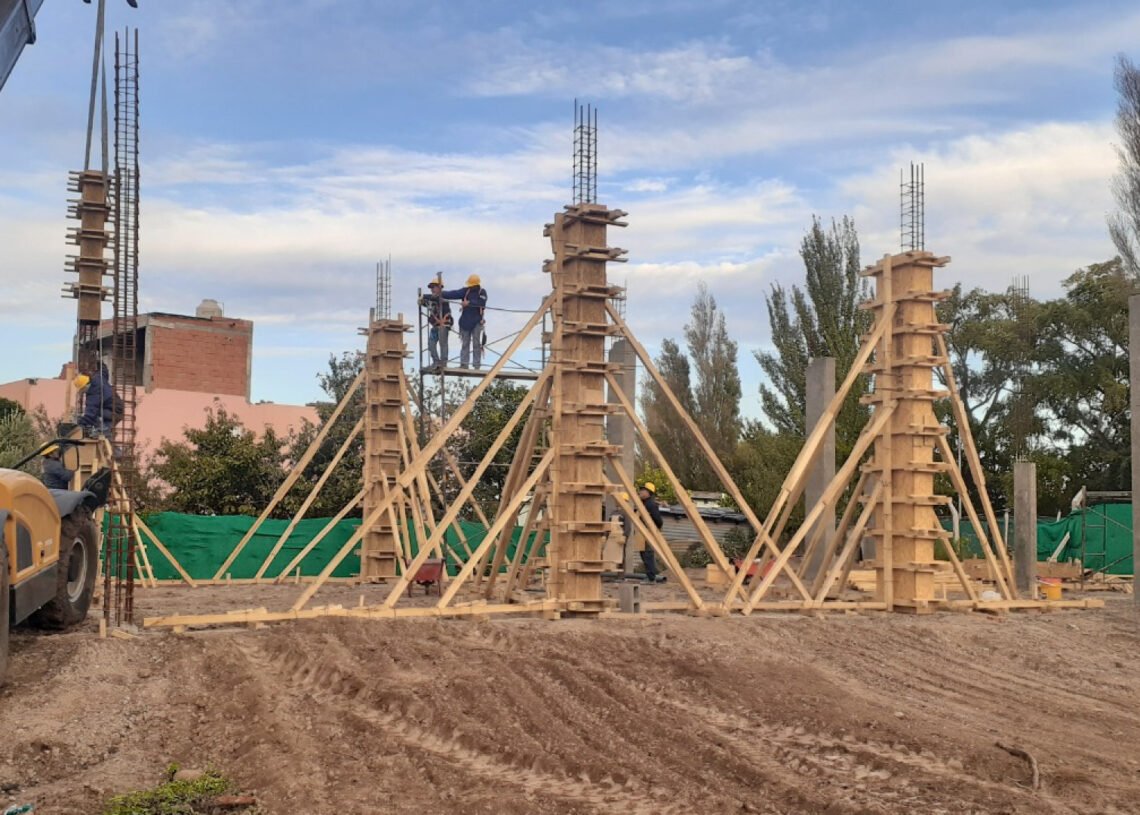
xmin=944 ymin=502 xmax=1133 ymax=575
xmin=134 ymin=512 xmax=546 ymax=581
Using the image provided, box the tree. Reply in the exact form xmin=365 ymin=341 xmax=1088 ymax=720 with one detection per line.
xmin=755 ymin=216 xmax=871 ymax=458
xmin=0 ymin=397 xmax=24 ymax=421
xmin=149 ymin=405 xmax=289 ymax=516
xmin=1031 ymin=259 xmax=1135 ymax=496
xmin=936 ymin=283 xmax=1042 ymax=511
xmin=684 ymin=283 xmax=742 ymax=486
xmin=0 ymin=411 xmax=39 ymax=470
xmin=640 ymin=338 xmax=702 ymax=487
xmin=454 ymin=379 xmax=531 ymax=516
xmin=640 ymin=286 xmax=742 ymax=491
xmin=1110 ymin=55 xmax=1140 ymax=276
xmin=284 ymin=352 xmax=365 ymax=518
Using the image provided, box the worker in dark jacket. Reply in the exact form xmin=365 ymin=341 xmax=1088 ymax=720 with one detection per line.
xmin=41 ymin=445 xmax=74 ymax=490
xmin=638 ymin=482 xmax=665 ymax=583
xmin=441 ymin=274 xmax=487 ymax=369
xmin=75 ymin=365 xmax=119 ymax=435
xmin=420 ymin=279 xmax=452 ymax=369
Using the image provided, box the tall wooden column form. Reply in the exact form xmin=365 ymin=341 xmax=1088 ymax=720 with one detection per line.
xmin=544 ymin=203 xmax=627 ymax=615
xmin=863 ymin=252 xmax=951 ymax=610
xmin=361 ymin=316 xmax=410 ymax=579
xmin=64 ymin=171 xmax=111 ymax=482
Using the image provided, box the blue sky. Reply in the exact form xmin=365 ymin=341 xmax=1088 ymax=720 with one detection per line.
xmin=0 ymin=0 xmax=1133 ymax=415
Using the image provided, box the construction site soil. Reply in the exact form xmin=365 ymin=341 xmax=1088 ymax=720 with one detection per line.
xmin=2 ymin=588 xmax=1139 ymax=815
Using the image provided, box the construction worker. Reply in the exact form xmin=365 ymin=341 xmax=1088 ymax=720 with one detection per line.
xmin=607 ymin=493 xmax=633 ymax=574
xmin=75 ymin=364 xmax=120 ymax=436
xmin=420 ymin=279 xmax=452 ymax=369
xmin=441 ymin=274 xmax=487 ymax=369
xmin=40 ymin=445 xmax=74 ymax=490
xmin=638 ymin=482 xmax=665 ymax=583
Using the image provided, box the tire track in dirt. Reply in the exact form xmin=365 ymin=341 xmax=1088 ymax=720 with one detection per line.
xmin=235 ymin=635 xmax=691 ymax=815
xmin=576 ymin=634 xmax=1067 ymax=815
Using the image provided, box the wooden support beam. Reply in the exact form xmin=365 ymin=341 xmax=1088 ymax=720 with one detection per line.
xmin=812 ymin=480 xmax=882 ymax=604
xmin=611 ymin=461 xmax=704 ymax=609
xmin=252 ymin=417 xmax=364 ymax=581
xmin=500 ymin=486 xmax=549 ymax=599
xmin=292 ymin=360 xmax=554 ymax=612
xmin=436 ymin=451 xmax=554 ymax=610
xmin=807 ymin=470 xmax=869 ymax=599
xmin=742 ymin=402 xmax=896 ymax=613
xmin=714 ymin=306 xmax=896 ymax=609
xmin=936 ymin=434 xmax=1015 ymax=599
xmin=936 ymin=334 xmax=1017 ymax=590
xmin=271 ymin=486 xmax=366 ymax=583
xmin=602 ymin=370 xmax=759 ymax=602
xmin=135 ymin=515 xmax=197 ymax=588
xmin=214 ymin=368 xmax=364 ymax=579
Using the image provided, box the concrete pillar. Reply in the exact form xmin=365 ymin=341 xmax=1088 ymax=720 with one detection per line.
xmin=804 ymin=356 xmax=836 ymax=580
xmin=606 ymin=338 xmax=639 ymax=574
xmin=1014 ymin=460 xmax=1037 ymax=597
xmin=1130 ymin=294 xmax=1140 ymax=612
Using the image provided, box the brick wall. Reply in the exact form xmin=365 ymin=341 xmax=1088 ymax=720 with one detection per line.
xmin=148 ymin=316 xmax=252 ymax=397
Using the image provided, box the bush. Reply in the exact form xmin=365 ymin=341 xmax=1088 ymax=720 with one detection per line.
xmin=103 ymin=766 xmax=252 ymax=815
xmin=680 ymin=525 xmax=754 ymax=568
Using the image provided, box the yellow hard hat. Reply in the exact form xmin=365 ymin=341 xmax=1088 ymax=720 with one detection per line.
xmin=465 ymin=274 xmax=481 ymax=287
xmin=73 ymin=374 xmax=90 ymax=390
xmin=42 ymin=444 xmax=60 ymax=457
xmin=427 ymin=280 xmax=442 ymax=288
xmin=619 ymin=492 xmax=629 ymax=501
xmin=642 ymin=482 xmax=656 ymax=494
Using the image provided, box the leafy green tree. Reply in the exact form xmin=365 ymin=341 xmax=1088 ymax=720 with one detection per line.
xmin=0 ymin=397 xmax=24 ymax=421
xmin=640 ymin=338 xmax=701 ymax=486
xmin=755 ymin=216 xmax=871 ymax=459
xmin=935 ymin=283 xmax=1042 ymax=511
xmin=641 ymin=285 xmax=742 ymax=491
xmin=455 ymin=379 xmax=531 ymax=516
xmin=684 ymin=283 xmax=742 ymax=487
xmin=1110 ymin=55 xmax=1140 ymax=276
xmin=284 ymin=352 xmax=365 ymax=518
xmin=0 ymin=411 xmax=39 ymax=470
xmin=149 ymin=405 xmax=289 ymax=516
xmin=1031 ymin=258 xmax=1136 ymax=496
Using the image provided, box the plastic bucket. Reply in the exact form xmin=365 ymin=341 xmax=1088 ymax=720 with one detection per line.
xmin=1039 ymin=579 xmax=1062 ymax=601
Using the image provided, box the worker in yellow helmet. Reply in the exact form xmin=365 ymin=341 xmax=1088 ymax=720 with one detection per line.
xmin=40 ymin=444 xmax=74 ymax=490
xmin=637 ymin=482 xmax=665 ymax=583
xmin=441 ymin=274 xmax=487 ymax=370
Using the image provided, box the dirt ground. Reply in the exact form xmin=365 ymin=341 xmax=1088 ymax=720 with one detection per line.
xmin=2 ymin=587 xmax=1139 ymax=815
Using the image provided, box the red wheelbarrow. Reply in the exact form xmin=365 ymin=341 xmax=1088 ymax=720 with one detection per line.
xmin=406 ymin=558 xmax=445 ymax=596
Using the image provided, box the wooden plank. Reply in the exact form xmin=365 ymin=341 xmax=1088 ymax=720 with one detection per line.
xmin=214 ymin=368 xmax=365 ymax=579
xmin=808 ymin=471 xmax=869 ymax=598
xmin=499 ymin=485 xmax=548 ymax=599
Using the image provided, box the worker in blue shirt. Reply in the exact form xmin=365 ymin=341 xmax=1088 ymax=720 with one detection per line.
xmin=441 ymin=275 xmax=487 ymax=369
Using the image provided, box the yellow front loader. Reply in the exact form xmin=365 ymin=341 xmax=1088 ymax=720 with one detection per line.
xmin=1 ymin=438 xmax=110 ymax=683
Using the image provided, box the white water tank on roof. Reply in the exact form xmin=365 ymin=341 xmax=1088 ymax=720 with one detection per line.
xmin=196 ymin=298 xmax=224 ymax=319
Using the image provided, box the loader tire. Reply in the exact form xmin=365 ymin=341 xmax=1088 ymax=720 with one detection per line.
xmin=31 ymin=511 xmax=98 ymax=629
xmin=1 ymin=543 xmax=9 ymax=684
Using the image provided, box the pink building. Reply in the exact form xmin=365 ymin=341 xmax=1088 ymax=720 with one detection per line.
xmin=0 ymin=301 xmax=318 ymax=462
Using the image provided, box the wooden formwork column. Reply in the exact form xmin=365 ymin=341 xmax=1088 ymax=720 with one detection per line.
xmin=64 ymin=170 xmax=111 ymax=376
xmin=544 ymin=203 xmax=627 ymax=615
xmin=361 ymin=317 xmax=410 ymax=580
xmin=864 ymin=251 xmax=951 ymax=611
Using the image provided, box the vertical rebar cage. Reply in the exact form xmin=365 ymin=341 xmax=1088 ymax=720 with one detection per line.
xmin=900 ymin=162 xmax=925 ymax=252
xmin=572 ymin=101 xmax=598 ymax=205
xmin=105 ymin=26 xmax=140 ymax=625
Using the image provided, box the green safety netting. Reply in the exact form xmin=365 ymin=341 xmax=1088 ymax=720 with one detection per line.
xmin=944 ymin=502 xmax=1133 ymax=575
xmin=126 ymin=512 xmax=546 ymax=581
